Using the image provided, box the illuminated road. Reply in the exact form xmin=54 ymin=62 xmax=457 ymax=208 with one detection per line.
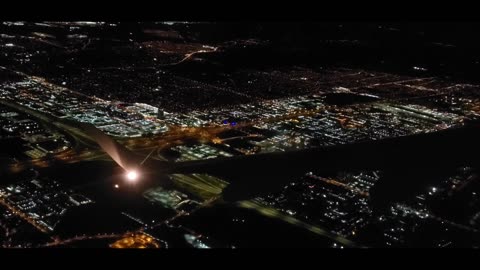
xmin=0 ymin=99 xmax=99 ymax=149
xmin=169 ymin=46 xmax=218 ymax=66
xmin=0 ymin=196 xmax=50 ymax=233
xmin=43 ymin=233 xmax=127 ymax=247
xmin=307 ymin=174 xmax=369 ymax=197
xmin=238 ymin=200 xmax=360 ymax=248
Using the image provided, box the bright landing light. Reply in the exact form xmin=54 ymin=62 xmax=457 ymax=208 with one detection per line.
xmin=126 ymin=171 xmax=139 ymax=182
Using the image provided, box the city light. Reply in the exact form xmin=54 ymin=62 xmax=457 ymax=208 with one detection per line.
xmin=1 ymin=21 xmax=479 ymax=249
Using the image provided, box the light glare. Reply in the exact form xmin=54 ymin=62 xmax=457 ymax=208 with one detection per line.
xmin=126 ymin=171 xmax=138 ymax=181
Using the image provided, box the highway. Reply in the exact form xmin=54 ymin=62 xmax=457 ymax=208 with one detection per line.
xmin=238 ymin=200 xmax=360 ymax=248
xmin=43 ymin=232 xmax=127 ymax=247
